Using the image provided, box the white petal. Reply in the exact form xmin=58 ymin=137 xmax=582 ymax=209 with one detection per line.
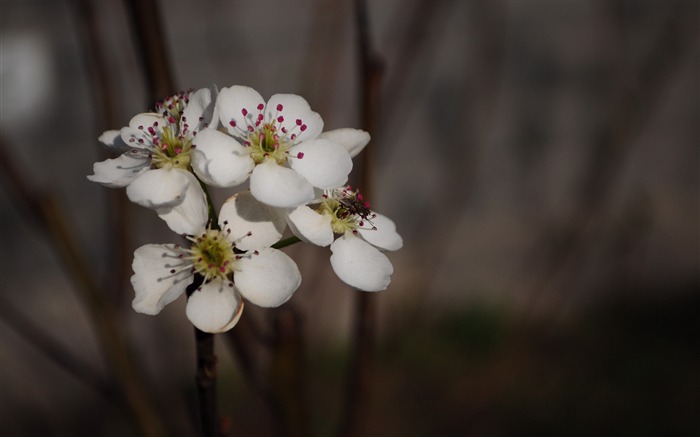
xmin=235 ymin=248 xmax=301 ymax=307
xmin=182 ymin=87 xmax=215 ymax=134
xmin=357 ymin=213 xmax=403 ymax=251
xmin=126 ymin=167 xmax=191 ymax=209
xmin=119 ymin=126 xmax=154 ymax=150
xmin=286 ymin=205 xmax=334 ymax=247
xmin=318 ymin=128 xmax=370 ymax=158
xmin=217 ymin=85 xmax=266 ymax=137
xmin=191 ymin=127 xmax=254 ymax=187
xmin=156 ymin=172 xmax=208 ymax=235
xmin=330 ymin=233 xmax=394 ymax=292
xmin=128 ymin=113 xmax=165 ymax=130
xmin=131 ymin=244 xmax=191 ymax=315
xmin=87 ymin=154 xmax=149 ymax=187
xmin=249 ymin=160 xmax=315 ymax=208
xmin=218 ymin=191 xmax=286 ymax=250
xmin=99 ymin=129 xmax=130 ymax=152
xmin=266 ymin=94 xmax=323 ymax=142
xmin=289 ymin=139 xmax=352 ymax=189
xmin=186 ymin=280 xmax=244 ymax=333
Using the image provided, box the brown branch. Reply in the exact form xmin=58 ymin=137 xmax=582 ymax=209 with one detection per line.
xmin=0 ymin=295 xmax=117 ymax=402
xmin=121 ymin=2 xmax=223 ymax=435
xmin=195 ymin=328 xmax=221 ymax=437
xmin=0 ymin=138 xmax=166 ymax=437
xmin=338 ymin=1 xmax=384 ymax=436
xmin=525 ymin=3 xmax=698 ymax=318
xmin=269 ymin=307 xmax=308 ymax=437
xmin=70 ymin=0 xmax=131 ymax=306
xmin=124 ymin=0 xmax=176 ymax=104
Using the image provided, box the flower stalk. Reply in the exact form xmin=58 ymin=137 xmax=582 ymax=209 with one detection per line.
xmin=339 ymin=0 xmax=385 ymax=435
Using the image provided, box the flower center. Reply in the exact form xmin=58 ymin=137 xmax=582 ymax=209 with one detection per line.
xmin=318 ymin=186 xmax=376 ymax=234
xmin=150 ymin=125 xmax=193 ymax=169
xmin=125 ymin=90 xmax=198 ymax=170
xmin=188 ymin=229 xmax=237 ymax=283
xmin=227 ymin=103 xmax=307 ymax=166
xmin=248 ymin=122 xmax=292 ymax=165
xmin=155 ymin=90 xmax=190 ymax=121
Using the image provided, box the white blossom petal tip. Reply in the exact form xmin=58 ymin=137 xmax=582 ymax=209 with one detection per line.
xmin=182 ymin=87 xmax=216 ymax=134
xmin=249 ymin=160 xmax=315 ymax=208
xmin=218 ymin=191 xmax=287 ymax=250
xmin=155 ymin=172 xmax=208 ymax=236
xmin=191 ymin=127 xmax=254 ymax=187
xmin=126 ymin=167 xmax=191 ymax=209
xmin=98 ymin=129 xmax=130 ymax=152
xmin=358 ymin=213 xmax=403 ymax=251
xmin=217 ymin=86 xmax=266 ymax=136
xmin=289 ymin=139 xmax=353 ymax=189
xmin=330 ymin=233 xmax=394 ymax=292
xmin=186 ymin=281 xmax=244 ymax=333
xmin=87 ymin=154 xmax=149 ymax=188
xmin=265 ymin=93 xmax=324 ymax=142
xmin=318 ymin=128 xmax=370 ymax=158
xmin=131 ymin=244 xmax=191 ymax=315
xmin=234 ymin=248 xmax=301 ymax=307
xmin=286 ymin=205 xmax=334 ymax=247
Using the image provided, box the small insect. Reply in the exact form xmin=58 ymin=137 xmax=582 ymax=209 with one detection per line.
xmin=337 ymin=186 xmax=376 ymax=228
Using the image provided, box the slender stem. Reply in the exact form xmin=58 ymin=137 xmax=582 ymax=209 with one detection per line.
xmin=198 ymin=179 xmax=219 ymax=228
xmin=0 ymin=139 xmax=167 ymax=437
xmin=124 ymin=0 xmax=176 ymax=103
xmin=195 ymin=329 xmax=220 ymax=437
xmin=71 ymin=0 xmax=130 ymax=305
xmin=339 ymin=1 xmax=383 ymax=436
xmin=0 ymin=295 xmax=117 ymax=402
xmin=185 ymin=275 xmax=222 ymax=437
xmin=123 ymin=1 xmax=222 ymax=435
xmin=272 ymin=236 xmax=302 ymax=250
xmin=270 ymin=308 xmax=308 ymax=437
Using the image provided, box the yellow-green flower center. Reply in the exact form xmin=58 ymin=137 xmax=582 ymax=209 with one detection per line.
xmin=189 ymin=229 xmax=237 ymax=283
xmin=318 ymin=187 xmax=376 ymax=235
xmin=151 ymin=125 xmax=193 ymax=169
xmin=248 ymin=122 xmax=291 ymax=165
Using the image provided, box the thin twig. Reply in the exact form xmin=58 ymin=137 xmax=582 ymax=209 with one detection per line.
xmin=0 ymin=295 xmax=117 ymax=402
xmin=194 ymin=329 xmax=220 ymax=437
xmin=124 ymin=0 xmax=176 ymax=104
xmin=269 ymin=307 xmax=308 ymax=437
xmin=338 ymin=1 xmax=384 ymax=436
xmin=525 ymin=3 xmax=698 ymax=319
xmin=70 ymin=0 xmax=131 ymax=306
xmin=122 ymin=2 xmax=223 ymax=435
xmin=0 ymin=138 xmax=167 ymax=437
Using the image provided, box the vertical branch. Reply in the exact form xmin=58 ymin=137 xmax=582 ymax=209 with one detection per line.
xmin=123 ymin=1 xmax=220 ymax=435
xmin=270 ymin=307 xmax=309 ymax=437
xmin=0 ymin=139 xmax=167 ymax=437
xmin=186 ymin=275 xmax=222 ymax=437
xmin=224 ymin=317 xmax=286 ymax=433
xmin=124 ymin=0 xmax=176 ymax=103
xmin=0 ymin=295 xmax=116 ymax=402
xmin=195 ymin=329 xmax=220 ymax=437
xmin=339 ymin=1 xmax=384 ymax=436
xmin=71 ymin=0 xmax=130 ymax=305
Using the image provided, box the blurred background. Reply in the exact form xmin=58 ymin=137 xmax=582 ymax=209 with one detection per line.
xmin=1 ymin=1 xmax=698 ymax=436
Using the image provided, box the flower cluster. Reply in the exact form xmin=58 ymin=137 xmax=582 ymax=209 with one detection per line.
xmin=89 ymin=85 xmax=402 ymax=333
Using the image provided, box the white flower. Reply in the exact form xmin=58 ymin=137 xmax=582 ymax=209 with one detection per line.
xmin=130 ymin=191 xmax=300 ymax=333
xmin=286 ymin=186 xmax=402 ymax=292
xmin=88 ymin=88 xmax=216 ymax=235
xmin=192 ymin=85 xmax=370 ymax=208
